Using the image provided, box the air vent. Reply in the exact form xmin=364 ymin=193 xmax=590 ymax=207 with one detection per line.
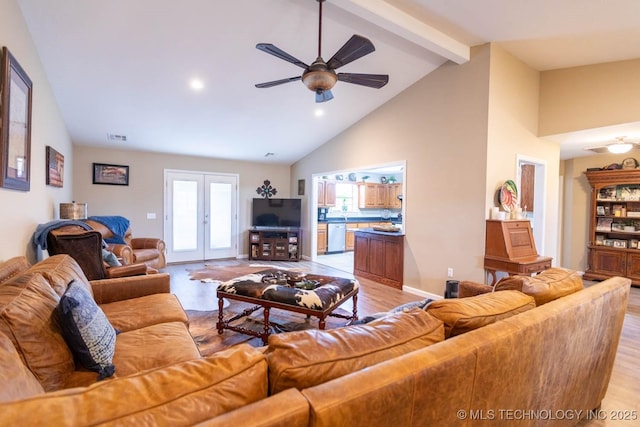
xmin=107 ymin=133 xmax=127 ymax=142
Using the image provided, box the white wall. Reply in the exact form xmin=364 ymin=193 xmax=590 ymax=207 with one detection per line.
xmin=293 ymin=45 xmax=492 ymax=295
xmin=486 ymin=44 xmax=560 ymax=265
xmin=72 ymin=145 xmax=291 ymax=257
xmin=0 ymin=0 xmax=74 ymax=262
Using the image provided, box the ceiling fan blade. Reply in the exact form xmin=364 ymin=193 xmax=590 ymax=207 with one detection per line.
xmin=315 ymin=90 xmax=334 ymax=103
xmin=326 ymin=35 xmax=375 ymax=70
xmin=255 ymin=76 xmax=302 ymax=88
xmin=256 ymin=43 xmax=308 ymax=69
xmin=338 ymin=73 xmax=389 ymax=89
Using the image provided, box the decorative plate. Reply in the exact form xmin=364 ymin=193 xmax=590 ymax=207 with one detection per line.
xmin=380 ymin=176 xmax=388 ymax=184
xmin=498 ymin=180 xmax=518 ymax=212
xmin=348 ymin=173 xmax=357 ymax=181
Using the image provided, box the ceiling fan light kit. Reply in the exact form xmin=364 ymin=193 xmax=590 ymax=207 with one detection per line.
xmin=254 ymin=0 xmax=389 ymax=103
xmin=607 ymin=142 xmax=633 ymax=154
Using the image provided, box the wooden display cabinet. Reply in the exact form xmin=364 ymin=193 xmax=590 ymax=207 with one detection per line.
xmin=249 ymin=228 xmax=301 ymax=261
xmin=585 ymin=169 xmax=640 ymax=286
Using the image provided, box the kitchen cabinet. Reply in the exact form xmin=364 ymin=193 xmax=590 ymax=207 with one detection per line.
xmin=317 ymin=223 xmax=327 ymax=254
xmin=358 ymin=183 xmax=387 ymax=208
xmin=358 ymin=183 xmax=402 ymax=209
xmin=354 ymin=230 xmax=404 ymax=289
xmin=584 ymin=169 xmax=640 ymax=286
xmin=345 ymin=227 xmax=355 ymax=251
xmin=318 ymin=180 xmax=336 ymax=207
xmin=388 ymin=183 xmax=402 ymax=209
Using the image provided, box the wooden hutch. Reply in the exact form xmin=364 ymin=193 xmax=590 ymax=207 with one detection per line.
xmin=584 ymin=169 xmax=640 ymax=286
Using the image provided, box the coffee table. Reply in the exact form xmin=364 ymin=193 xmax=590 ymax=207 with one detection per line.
xmin=216 ymin=269 xmax=359 ymax=345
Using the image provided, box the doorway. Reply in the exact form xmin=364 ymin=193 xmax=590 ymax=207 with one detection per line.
xmin=164 ymin=170 xmax=239 ymax=263
xmin=313 ymin=161 xmax=406 ymax=273
xmin=517 ymin=156 xmax=546 ymax=254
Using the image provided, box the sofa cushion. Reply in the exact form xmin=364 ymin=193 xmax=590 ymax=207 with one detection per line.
xmin=132 ymin=248 xmax=161 ymax=263
xmin=113 ymin=321 xmax=201 ymax=377
xmin=0 ymin=345 xmax=268 ymax=426
xmin=0 ymin=256 xmax=31 ymax=284
xmin=0 ymin=272 xmax=75 ymax=391
xmin=24 ymin=254 xmax=92 ymax=298
xmin=57 ymin=280 xmax=117 ymax=379
xmin=426 ymin=290 xmax=536 ymax=338
xmin=266 ymin=309 xmax=444 ymax=395
xmin=100 ymin=293 xmax=189 ymax=332
xmin=0 ymin=332 xmax=45 ymax=403
xmin=494 ymin=268 xmax=584 ymax=305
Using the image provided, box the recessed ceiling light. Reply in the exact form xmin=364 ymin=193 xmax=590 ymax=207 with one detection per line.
xmin=314 ymin=109 xmax=325 ymax=117
xmin=190 ymin=79 xmax=204 ymax=91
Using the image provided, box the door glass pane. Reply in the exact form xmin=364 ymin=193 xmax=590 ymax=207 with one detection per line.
xmin=173 ymin=180 xmax=198 ymax=251
xmin=209 ymin=182 xmax=232 ymax=249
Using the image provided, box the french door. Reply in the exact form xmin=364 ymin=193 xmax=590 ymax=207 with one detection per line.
xmin=164 ymin=170 xmax=238 ymax=263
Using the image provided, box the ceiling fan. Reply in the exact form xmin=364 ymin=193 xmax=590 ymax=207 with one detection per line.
xmin=254 ymin=0 xmax=389 ymax=103
xmin=584 ymin=136 xmax=640 ymax=154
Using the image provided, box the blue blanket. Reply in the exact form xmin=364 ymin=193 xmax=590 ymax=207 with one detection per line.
xmin=87 ymin=216 xmax=130 ymax=244
xmin=32 ymin=220 xmax=93 ymax=251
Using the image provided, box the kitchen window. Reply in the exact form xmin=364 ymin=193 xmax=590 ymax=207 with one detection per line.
xmin=331 ymin=183 xmax=358 ymax=213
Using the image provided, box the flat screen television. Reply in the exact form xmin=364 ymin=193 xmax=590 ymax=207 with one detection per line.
xmin=252 ymin=198 xmax=302 ymax=228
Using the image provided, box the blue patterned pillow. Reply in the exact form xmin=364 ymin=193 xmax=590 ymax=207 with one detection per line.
xmin=56 ymin=280 xmax=116 ymax=379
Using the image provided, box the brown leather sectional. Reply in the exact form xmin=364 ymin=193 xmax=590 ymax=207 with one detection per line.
xmin=0 ymin=255 xmax=631 ymax=426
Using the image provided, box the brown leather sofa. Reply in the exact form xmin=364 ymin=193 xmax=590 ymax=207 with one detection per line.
xmin=0 ymin=256 xmax=631 ymax=426
xmin=85 ymin=219 xmax=166 ymax=269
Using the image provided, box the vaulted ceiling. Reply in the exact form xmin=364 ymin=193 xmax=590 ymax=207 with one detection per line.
xmin=17 ymin=0 xmax=640 ymax=163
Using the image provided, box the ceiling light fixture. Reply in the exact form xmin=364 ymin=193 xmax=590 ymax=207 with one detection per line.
xmin=314 ymin=108 xmax=325 ymax=117
xmin=607 ymin=143 xmax=633 ymax=154
xmin=607 ymin=136 xmax=633 ymax=154
xmin=189 ymin=79 xmax=204 ymax=91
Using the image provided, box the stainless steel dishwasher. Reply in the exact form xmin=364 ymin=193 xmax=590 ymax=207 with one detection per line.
xmin=327 ymin=222 xmax=346 ymax=253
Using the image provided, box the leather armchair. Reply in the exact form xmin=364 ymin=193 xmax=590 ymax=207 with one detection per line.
xmin=84 ymin=219 xmax=166 ymax=269
xmin=46 ymin=226 xmax=149 ymax=281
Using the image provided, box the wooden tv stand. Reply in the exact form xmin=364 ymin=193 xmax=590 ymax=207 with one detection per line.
xmin=248 ymin=227 xmax=301 ymax=261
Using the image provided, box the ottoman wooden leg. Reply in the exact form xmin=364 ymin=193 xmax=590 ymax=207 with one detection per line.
xmin=216 ymin=297 xmax=225 ymax=334
xmin=261 ymin=307 xmax=271 ymax=345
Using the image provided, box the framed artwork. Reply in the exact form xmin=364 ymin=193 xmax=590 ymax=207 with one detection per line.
xmin=0 ymin=47 xmax=33 ymax=191
xmin=46 ymin=146 xmax=64 ymax=187
xmin=92 ymin=162 xmax=129 ymax=186
xmin=298 ymin=179 xmax=305 ymax=196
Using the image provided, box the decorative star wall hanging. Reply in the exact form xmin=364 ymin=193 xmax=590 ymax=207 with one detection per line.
xmin=256 ymin=179 xmax=278 ymax=198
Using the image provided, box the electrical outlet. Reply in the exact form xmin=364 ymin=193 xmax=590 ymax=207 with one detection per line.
xmin=447 ymin=267 xmax=454 ymax=278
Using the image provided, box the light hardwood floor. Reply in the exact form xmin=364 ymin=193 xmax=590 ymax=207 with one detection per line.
xmin=165 ymin=260 xmax=639 ymax=426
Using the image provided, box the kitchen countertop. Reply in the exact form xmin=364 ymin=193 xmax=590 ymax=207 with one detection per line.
xmin=354 ymin=227 xmax=405 ymax=236
xmin=320 ymin=216 xmax=402 ymax=225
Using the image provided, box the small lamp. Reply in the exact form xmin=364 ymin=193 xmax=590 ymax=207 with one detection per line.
xmin=60 ymin=202 xmax=88 ymax=220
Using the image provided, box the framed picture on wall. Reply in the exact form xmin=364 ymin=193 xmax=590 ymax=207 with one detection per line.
xmin=92 ymin=163 xmax=129 ymax=186
xmin=46 ymin=146 xmax=64 ymax=187
xmin=0 ymin=47 xmax=33 ymax=191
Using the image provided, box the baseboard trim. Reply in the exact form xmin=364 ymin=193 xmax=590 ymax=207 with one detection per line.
xmin=402 ymin=285 xmax=443 ymax=301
